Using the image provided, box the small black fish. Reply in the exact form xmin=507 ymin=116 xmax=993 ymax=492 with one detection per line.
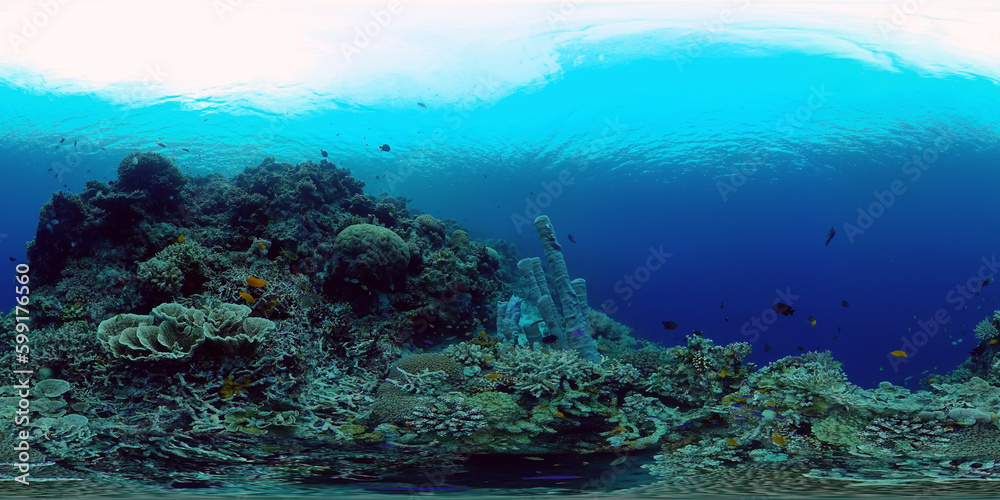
xmin=567 ymin=234 xmax=576 ymax=243
xmin=773 ymin=303 xmax=795 ymax=316
xmin=320 ymin=149 xmax=328 ymax=158
xmin=8 ymin=257 xmax=15 ymax=262
xmin=73 ymin=140 xmax=77 ymax=146
xmin=720 ymin=302 xmax=724 ymax=309
xmin=725 ymin=316 xmax=729 ymax=322
xmin=108 ymin=180 xmax=116 ymax=185
xmin=181 ymin=148 xmax=189 ymax=152
xmin=59 ymin=137 xmax=65 ymax=143
xmin=417 ymin=102 xmax=426 ymax=108
xmin=837 ymin=327 xmax=841 ymax=332
xmin=47 ymin=168 xmax=53 ymax=171
xmin=662 ymin=321 xmax=678 ymax=330
xmin=379 ymin=144 xmax=390 ymax=152
xmin=541 ymin=335 xmax=558 ymax=344
xmin=984 ymin=277 xmax=994 ymax=287
xmin=796 ymin=345 xmax=805 ymax=351
xmin=842 ymin=300 xmax=849 ymax=307
xmin=825 ymin=226 xmax=835 ymax=246
xmin=375 ymin=176 xmax=379 ymax=180
xmin=764 ymin=343 xmax=771 ymax=352
xmin=833 ymin=336 xmax=839 ymax=341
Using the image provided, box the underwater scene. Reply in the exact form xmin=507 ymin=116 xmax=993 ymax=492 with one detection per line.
xmin=0 ymin=0 xmax=999 ymax=498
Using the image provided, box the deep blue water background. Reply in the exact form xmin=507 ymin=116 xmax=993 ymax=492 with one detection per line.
xmin=2 ymin=48 xmax=999 ymax=390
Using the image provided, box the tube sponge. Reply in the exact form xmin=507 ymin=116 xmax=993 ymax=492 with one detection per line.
xmin=532 ymin=215 xmax=600 ymax=362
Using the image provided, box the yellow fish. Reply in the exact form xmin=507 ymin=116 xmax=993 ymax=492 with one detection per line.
xmin=552 ymin=411 xmax=564 ymax=418
xmin=772 ymin=434 xmax=787 ymax=445
xmin=178 ymin=234 xmax=185 ymax=243
xmin=257 ymin=242 xmax=266 ymax=249
xmin=238 ymin=291 xmax=256 ymax=304
xmin=808 ymin=316 xmax=817 ymax=327
xmin=726 ymin=438 xmax=739 ymax=446
xmin=524 ymin=457 xmax=544 ymax=461
xmin=990 ymin=339 xmax=998 ymax=345
xmin=720 ymin=369 xmax=727 ymax=379
xmin=485 ymin=374 xmax=500 ymax=381
xmin=484 ymin=357 xmax=494 ymax=363
xmin=889 ymin=350 xmax=908 ymax=358
xmin=246 ymin=276 xmax=268 ymax=288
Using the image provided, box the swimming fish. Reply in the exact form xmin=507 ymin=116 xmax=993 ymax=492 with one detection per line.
xmin=720 ymin=369 xmax=727 ymax=379
xmin=990 ymin=339 xmax=998 ymax=345
xmin=662 ymin=321 xmax=679 ymax=330
xmin=773 ymin=303 xmax=795 ymax=316
xmin=825 ymin=226 xmax=835 ymax=245
xmin=257 ymin=242 xmax=266 ymax=249
xmin=59 ymin=137 xmax=65 ymax=143
xmin=726 ymin=438 xmax=739 ymax=446
xmin=379 ymin=144 xmax=391 ymax=152
xmin=417 ymin=102 xmax=426 ymax=108
xmin=156 ymin=142 xmax=166 ymax=147
xmin=567 ymin=234 xmax=576 ymax=243
xmin=808 ymin=316 xmax=817 ymax=327
xmin=178 ymin=234 xmax=185 ymax=243
xmin=984 ymin=277 xmax=994 ymax=287
xmin=720 ymin=302 xmax=725 ymax=309
xmin=889 ymin=350 xmax=908 ymax=358
xmin=842 ymin=300 xmax=849 ymax=307
xmin=764 ymin=343 xmax=771 ymax=352
xmin=541 ymin=335 xmax=558 ymax=344
xmin=279 ymin=247 xmax=298 ymax=261
xmin=772 ymin=434 xmax=787 ymax=445
xmin=484 ymin=356 xmax=494 ymax=362
xmin=485 ymin=374 xmax=500 ymax=380
xmin=181 ymin=148 xmax=189 ymax=152
xmin=246 ymin=276 xmax=268 ymax=288
xmin=238 ymin=291 xmax=256 ymax=303
xmin=524 ymin=457 xmax=544 ymax=461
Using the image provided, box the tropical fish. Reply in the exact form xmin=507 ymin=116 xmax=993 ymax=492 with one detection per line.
xmin=484 ymin=356 xmax=494 ymax=363
xmin=238 ymin=291 xmax=256 ymax=304
xmin=156 ymin=142 xmax=166 ymax=147
xmin=808 ymin=316 xmax=817 ymax=327
xmin=990 ymin=339 xmax=998 ymax=345
xmin=417 ymin=102 xmax=427 ymax=108
xmin=984 ymin=277 xmax=994 ymax=287
xmin=772 ymin=303 xmax=795 ymax=316
xmin=257 ymin=242 xmax=266 ymax=249
xmin=720 ymin=302 xmax=724 ymax=309
xmin=889 ymin=350 xmax=908 ymax=358
xmin=720 ymin=369 xmax=727 ymax=379
xmin=825 ymin=226 xmax=835 ymax=245
xmin=772 ymin=434 xmax=787 ymax=445
xmin=247 ymin=276 xmax=268 ymax=288
xmin=764 ymin=343 xmax=772 ymax=352
xmin=726 ymin=438 xmax=739 ymax=446
xmin=662 ymin=321 xmax=679 ymax=330
xmin=279 ymin=247 xmax=298 ymax=261
xmin=379 ymin=144 xmax=391 ymax=152
xmin=842 ymin=300 xmax=849 ymax=307
xmin=178 ymin=234 xmax=185 ymax=243
xmin=181 ymin=148 xmax=189 ymax=152
xmin=485 ymin=374 xmax=500 ymax=381
xmin=320 ymin=149 xmax=328 ymax=157
xmin=567 ymin=234 xmax=576 ymax=243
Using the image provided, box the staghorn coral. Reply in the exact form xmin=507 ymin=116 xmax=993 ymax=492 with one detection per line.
xmin=493 ymin=345 xmax=599 ymax=398
xmin=409 ymin=393 xmax=487 ymax=437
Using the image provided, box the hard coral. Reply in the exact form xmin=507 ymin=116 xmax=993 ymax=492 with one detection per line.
xmin=333 ymin=224 xmax=410 ymax=290
xmin=117 ymin=152 xmax=186 ymax=207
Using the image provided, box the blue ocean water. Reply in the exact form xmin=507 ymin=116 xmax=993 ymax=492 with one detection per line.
xmin=0 ymin=0 xmax=999 ymax=496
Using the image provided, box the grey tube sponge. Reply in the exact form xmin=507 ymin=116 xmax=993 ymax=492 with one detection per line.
xmin=518 ymin=258 xmax=542 ymax=302
xmin=532 ymin=216 xmax=600 ymax=362
xmin=496 ymin=296 xmax=524 ymax=342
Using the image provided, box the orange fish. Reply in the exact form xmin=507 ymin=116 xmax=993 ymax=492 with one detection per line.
xmin=257 ymin=242 xmax=266 ymax=249
xmin=178 ymin=234 xmax=185 ymax=243
xmin=246 ymin=277 xmax=268 ymax=288
xmin=238 ymin=291 xmax=256 ymax=304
